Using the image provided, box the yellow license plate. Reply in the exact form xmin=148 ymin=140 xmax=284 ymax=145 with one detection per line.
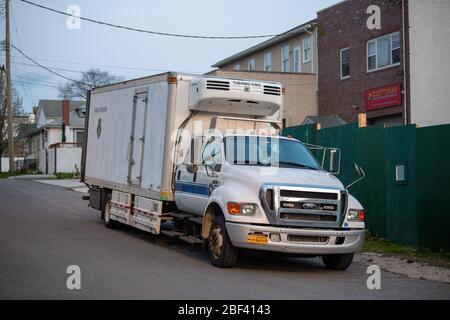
xmin=247 ymin=233 xmax=268 ymax=245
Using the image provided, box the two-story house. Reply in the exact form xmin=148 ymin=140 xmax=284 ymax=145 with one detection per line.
xmin=26 ymin=99 xmax=85 ymax=174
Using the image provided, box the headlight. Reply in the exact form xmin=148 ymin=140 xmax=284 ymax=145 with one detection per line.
xmin=227 ymin=202 xmax=256 ymax=216
xmin=347 ymin=209 xmax=364 ymax=222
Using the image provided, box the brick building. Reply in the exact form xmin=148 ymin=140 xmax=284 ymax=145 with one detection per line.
xmin=317 ymin=0 xmax=450 ymax=127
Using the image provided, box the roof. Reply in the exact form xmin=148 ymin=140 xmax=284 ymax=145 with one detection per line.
xmin=37 ymin=100 xmax=85 ymax=119
xmin=211 ymin=19 xmax=317 ymax=68
xmin=302 ymin=115 xmax=346 ymax=128
xmin=45 ymin=109 xmax=86 ymax=128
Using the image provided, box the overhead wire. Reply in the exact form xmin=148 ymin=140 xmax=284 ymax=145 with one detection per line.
xmin=19 ymin=0 xmax=283 ymax=40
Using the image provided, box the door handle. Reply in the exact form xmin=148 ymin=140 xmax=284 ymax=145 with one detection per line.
xmin=127 ymin=142 xmax=131 ymax=161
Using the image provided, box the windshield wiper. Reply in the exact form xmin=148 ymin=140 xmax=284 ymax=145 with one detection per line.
xmin=232 ymin=161 xmax=271 ymax=166
xmin=278 ymin=161 xmax=319 ymax=170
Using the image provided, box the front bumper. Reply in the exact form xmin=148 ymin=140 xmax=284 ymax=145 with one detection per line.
xmin=226 ymin=222 xmax=365 ymax=255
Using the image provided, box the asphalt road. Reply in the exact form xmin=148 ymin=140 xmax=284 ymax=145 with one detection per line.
xmin=1 ymin=179 xmax=449 ymax=300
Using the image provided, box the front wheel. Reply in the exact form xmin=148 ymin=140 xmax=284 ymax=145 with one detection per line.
xmin=208 ymin=215 xmax=239 ymax=268
xmin=322 ymin=253 xmax=354 ymax=270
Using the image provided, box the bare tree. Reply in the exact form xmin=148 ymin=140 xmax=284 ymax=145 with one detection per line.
xmin=58 ymin=68 xmax=121 ymax=100
xmin=0 ymin=71 xmax=26 ymax=171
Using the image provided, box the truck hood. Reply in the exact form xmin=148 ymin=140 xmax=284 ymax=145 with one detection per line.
xmin=225 ymin=165 xmax=345 ymax=191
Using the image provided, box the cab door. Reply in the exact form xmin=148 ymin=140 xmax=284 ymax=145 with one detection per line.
xmin=175 ymin=137 xmax=222 ymax=215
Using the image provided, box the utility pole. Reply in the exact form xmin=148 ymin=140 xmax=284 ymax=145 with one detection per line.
xmin=0 ymin=65 xmax=3 ymax=173
xmin=5 ymin=0 xmax=14 ymax=171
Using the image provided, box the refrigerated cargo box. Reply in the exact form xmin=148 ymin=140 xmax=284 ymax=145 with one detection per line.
xmin=82 ymin=72 xmax=283 ymax=202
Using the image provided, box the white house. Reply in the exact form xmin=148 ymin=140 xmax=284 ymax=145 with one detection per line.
xmin=26 ymin=99 xmax=86 ymax=174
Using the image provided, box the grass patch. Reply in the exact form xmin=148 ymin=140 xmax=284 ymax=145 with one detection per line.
xmin=52 ymin=172 xmax=78 ymax=179
xmin=363 ymin=230 xmax=450 ymax=268
xmin=55 ymin=172 xmax=75 ymax=179
xmin=0 ymin=170 xmax=41 ymax=179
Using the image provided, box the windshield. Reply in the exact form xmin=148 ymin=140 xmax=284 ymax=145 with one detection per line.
xmin=224 ymin=136 xmax=321 ymax=170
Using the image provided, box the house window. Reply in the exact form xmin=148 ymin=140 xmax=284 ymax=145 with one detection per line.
xmin=367 ymin=31 xmax=401 ymax=72
xmin=76 ymin=107 xmax=86 ymax=118
xmin=264 ymin=52 xmax=272 ymax=72
xmin=281 ymin=45 xmax=289 ymax=72
xmin=233 ymin=64 xmax=240 ymax=71
xmin=340 ymin=48 xmax=350 ymax=79
xmin=303 ymin=35 xmax=312 ymax=62
xmin=74 ymin=130 xmax=84 ymax=144
xmin=248 ymin=58 xmax=256 ymax=71
xmin=293 ymin=47 xmax=301 ymax=72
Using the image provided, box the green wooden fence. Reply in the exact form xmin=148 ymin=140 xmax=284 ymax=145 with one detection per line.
xmin=283 ymin=123 xmax=450 ymax=252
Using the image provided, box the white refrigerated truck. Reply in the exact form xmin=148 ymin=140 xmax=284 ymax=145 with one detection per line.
xmin=81 ymin=72 xmax=365 ymax=269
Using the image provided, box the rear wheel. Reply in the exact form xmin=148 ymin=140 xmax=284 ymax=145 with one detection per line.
xmin=322 ymin=253 xmax=354 ymax=270
xmin=104 ymin=200 xmax=119 ymax=229
xmin=208 ymin=215 xmax=239 ymax=268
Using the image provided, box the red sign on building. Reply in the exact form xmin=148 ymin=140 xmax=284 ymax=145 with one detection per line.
xmin=365 ymin=83 xmax=402 ymax=111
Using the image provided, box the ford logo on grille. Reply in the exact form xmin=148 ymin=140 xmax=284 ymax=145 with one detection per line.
xmin=302 ymin=203 xmax=317 ymax=210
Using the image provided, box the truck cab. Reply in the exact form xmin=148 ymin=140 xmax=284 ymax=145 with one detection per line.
xmin=174 ymin=132 xmax=365 ymax=269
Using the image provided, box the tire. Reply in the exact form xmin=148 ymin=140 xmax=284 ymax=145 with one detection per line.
xmin=322 ymin=253 xmax=354 ymax=270
xmin=104 ymin=200 xmax=119 ymax=229
xmin=208 ymin=214 xmax=239 ymax=268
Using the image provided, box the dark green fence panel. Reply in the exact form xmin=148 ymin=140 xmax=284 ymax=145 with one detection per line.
xmin=283 ymin=122 xmax=450 ymax=251
xmin=384 ymin=125 xmax=418 ymax=246
xmin=416 ymin=124 xmax=450 ymax=251
xmin=355 ymin=126 xmax=388 ymax=237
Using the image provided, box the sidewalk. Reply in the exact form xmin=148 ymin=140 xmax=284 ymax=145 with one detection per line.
xmin=355 ymin=252 xmax=450 ymax=284
xmin=34 ymin=179 xmax=89 ymax=194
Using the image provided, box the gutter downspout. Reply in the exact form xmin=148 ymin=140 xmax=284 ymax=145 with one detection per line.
xmin=305 ymin=29 xmax=315 ymax=74
xmin=402 ymin=0 xmax=408 ymax=125
xmin=305 ymin=25 xmax=319 ymax=115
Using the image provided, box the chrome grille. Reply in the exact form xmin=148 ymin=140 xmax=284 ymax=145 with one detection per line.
xmin=260 ymin=184 xmax=346 ymax=228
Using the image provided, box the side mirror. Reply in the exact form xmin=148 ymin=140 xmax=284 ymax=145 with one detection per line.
xmin=355 ymin=163 xmax=363 ymax=177
xmin=322 ymin=148 xmax=341 ymax=174
xmin=346 ymin=163 xmax=366 ymax=190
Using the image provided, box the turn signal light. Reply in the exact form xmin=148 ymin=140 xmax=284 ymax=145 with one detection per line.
xmin=359 ymin=210 xmax=365 ymax=222
xmin=227 ymin=202 xmax=241 ymax=215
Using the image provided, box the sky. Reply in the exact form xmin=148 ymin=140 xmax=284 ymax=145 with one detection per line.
xmin=1 ymin=0 xmax=340 ymax=113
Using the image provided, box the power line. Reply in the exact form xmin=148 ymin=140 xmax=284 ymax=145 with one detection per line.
xmin=12 ymin=79 xmax=58 ymax=89
xmin=10 ymin=0 xmax=35 ymax=105
xmin=10 ymin=60 xmax=85 ymax=74
xmin=12 ymin=71 xmax=61 ymax=86
xmin=19 ymin=0 xmax=282 ymax=40
xmin=2 ymin=53 xmax=205 ymax=74
xmin=11 ymin=44 xmax=90 ymax=85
